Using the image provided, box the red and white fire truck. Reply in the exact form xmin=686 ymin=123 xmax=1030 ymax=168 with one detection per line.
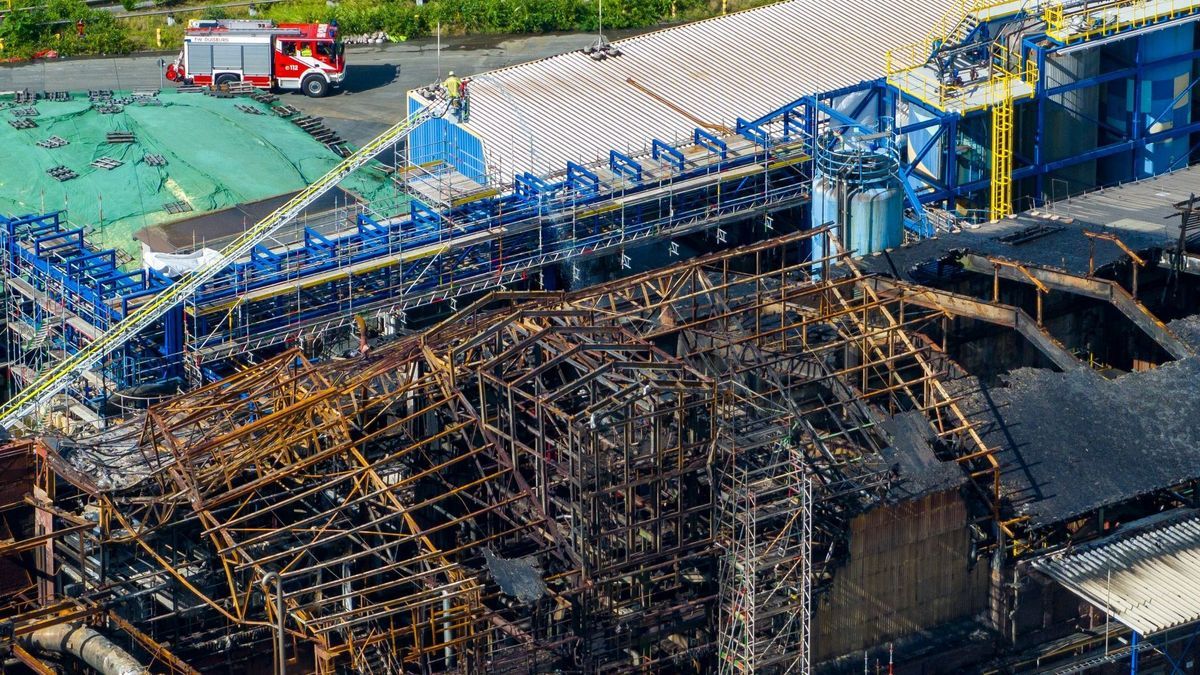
xmin=165 ymin=19 xmax=346 ymax=97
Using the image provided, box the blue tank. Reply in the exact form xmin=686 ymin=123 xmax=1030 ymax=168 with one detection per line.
xmin=1136 ymin=24 xmax=1193 ymax=178
xmin=810 ymin=131 xmax=904 ymax=269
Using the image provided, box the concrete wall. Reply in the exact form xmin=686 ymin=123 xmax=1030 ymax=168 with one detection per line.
xmin=814 ymin=488 xmax=989 ymax=662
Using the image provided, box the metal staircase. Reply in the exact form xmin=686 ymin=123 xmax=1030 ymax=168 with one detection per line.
xmin=885 ymin=0 xmax=1036 ymax=224
xmin=946 ymin=13 xmax=980 ymax=45
xmin=0 ymin=95 xmax=449 ymax=430
xmin=26 ymin=323 xmax=51 ymax=351
xmin=886 ymin=0 xmax=1006 ymax=74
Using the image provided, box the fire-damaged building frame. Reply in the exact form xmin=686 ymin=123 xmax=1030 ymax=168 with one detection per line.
xmin=5 ymin=188 xmax=1200 ymax=673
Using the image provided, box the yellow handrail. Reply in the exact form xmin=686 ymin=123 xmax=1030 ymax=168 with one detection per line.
xmin=1044 ymin=0 xmax=1065 ymax=33
xmin=885 ymin=0 xmax=1023 ymax=74
xmin=1046 ymin=0 xmax=1200 ymax=44
xmin=888 ymin=39 xmax=1038 ymax=112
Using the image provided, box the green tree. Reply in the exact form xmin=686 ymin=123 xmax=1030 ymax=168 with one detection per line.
xmin=0 ymin=1 xmax=50 ymax=53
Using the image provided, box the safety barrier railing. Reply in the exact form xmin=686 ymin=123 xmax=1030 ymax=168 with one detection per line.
xmin=191 ymin=124 xmax=813 ymax=309
xmin=153 ymin=115 xmax=818 ymax=362
xmin=1044 ymin=0 xmax=1065 ymax=32
xmin=981 ymin=42 xmax=1039 ymax=102
xmin=885 ymin=39 xmax=935 ymax=76
xmin=889 ymin=68 xmax=962 ymax=110
xmin=1045 ymin=0 xmax=1200 ymax=43
xmin=886 ymin=0 xmax=1020 ymax=74
xmin=189 ymin=181 xmax=815 ymax=354
xmin=890 ymin=40 xmax=1038 ymax=111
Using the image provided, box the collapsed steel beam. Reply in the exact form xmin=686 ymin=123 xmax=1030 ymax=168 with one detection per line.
xmin=3 ymin=231 xmax=1032 ymax=673
xmin=960 ymin=253 xmax=1194 ymax=360
xmin=861 ymin=276 xmax=1085 ymax=372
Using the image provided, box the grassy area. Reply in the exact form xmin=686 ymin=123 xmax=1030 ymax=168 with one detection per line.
xmin=0 ymin=0 xmax=778 ymax=59
xmin=0 ymin=0 xmax=132 ymax=58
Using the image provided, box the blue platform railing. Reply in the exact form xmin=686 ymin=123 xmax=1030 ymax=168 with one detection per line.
xmin=4 ymin=97 xmax=833 ymax=408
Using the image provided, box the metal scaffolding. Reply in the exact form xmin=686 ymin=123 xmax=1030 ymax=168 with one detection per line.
xmin=0 ymin=229 xmax=1014 ymax=673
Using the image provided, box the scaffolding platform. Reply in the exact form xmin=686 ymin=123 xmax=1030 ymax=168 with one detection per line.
xmin=399 ymin=162 xmax=498 ymax=208
xmin=193 ymin=226 xmax=506 ymax=318
xmin=1046 ymin=0 xmax=1200 ymax=44
xmin=5 ymin=275 xmax=102 ymax=341
xmin=888 ymin=64 xmax=1035 ymax=113
xmin=8 ymin=365 xmax=100 ymax=425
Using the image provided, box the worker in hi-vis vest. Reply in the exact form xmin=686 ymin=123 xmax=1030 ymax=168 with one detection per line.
xmin=443 ymin=71 xmax=462 ymax=102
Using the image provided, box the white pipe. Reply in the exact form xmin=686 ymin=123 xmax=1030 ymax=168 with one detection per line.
xmin=260 ymin=572 xmax=286 ymax=675
xmin=442 ymin=589 xmax=454 ymax=667
xmin=22 ymin=623 xmax=147 ymax=675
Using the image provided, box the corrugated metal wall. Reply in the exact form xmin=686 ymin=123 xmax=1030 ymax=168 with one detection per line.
xmin=407 ymin=94 xmax=487 ymax=184
xmin=814 ymin=489 xmax=989 ymax=662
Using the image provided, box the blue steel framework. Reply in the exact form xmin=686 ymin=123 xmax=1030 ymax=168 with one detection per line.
xmin=182 ymin=109 xmax=820 ymax=362
xmin=3 ymin=5 xmax=1199 ymax=417
xmin=2 ymin=103 xmax=822 ymax=401
xmin=876 ymin=2 xmax=1200 ymax=215
xmin=0 ymin=212 xmax=180 ymax=411
xmin=1055 ymin=620 xmax=1200 ymax=674
xmin=1134 ymin=622 xmax=1200 ymax=674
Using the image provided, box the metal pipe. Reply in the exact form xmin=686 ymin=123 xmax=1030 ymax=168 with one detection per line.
xmin=261 ymin=572 xmax=286 ymax=675
xmin=21 ymin=623 xmax=147 ymax=675
xmin=442 ymin=588 xmax=454 ymax=668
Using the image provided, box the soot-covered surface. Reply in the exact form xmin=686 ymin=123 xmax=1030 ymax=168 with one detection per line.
xmin=856 ymin=214 xmax=1166 ymax=283
xmin=948 ymin=357 xmax=1200 ymax=527
xmin=879 ymin=411 xmax=967 ymax=500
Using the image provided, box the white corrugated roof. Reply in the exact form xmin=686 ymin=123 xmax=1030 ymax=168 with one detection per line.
xmin=446 ymin=0 xmax=956 ymax=180
xmin=1032 ymin=513 xmax=1200 ymax=635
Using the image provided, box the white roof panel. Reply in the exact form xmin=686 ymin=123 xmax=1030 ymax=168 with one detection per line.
xmin=1032 ymin=513 xmax=1200 ymax=635
xmin=448 ymin=0 xmax=957 ymax=180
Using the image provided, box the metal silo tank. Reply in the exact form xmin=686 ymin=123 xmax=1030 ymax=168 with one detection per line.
xmin=848 ymin=183 xmax=904 ymax=254
xmin=810 ymin=130 xmax=904 ymax=265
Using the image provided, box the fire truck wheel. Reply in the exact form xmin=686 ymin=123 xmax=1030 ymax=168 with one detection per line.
xmin=214 ymin=73 xmax=240 ymax=88
xmin=302 ymin=75 xmax=329 ymax=98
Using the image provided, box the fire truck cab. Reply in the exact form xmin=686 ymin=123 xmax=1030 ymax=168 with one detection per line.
xmin=165 ymin=19 xmax=346 ymax=97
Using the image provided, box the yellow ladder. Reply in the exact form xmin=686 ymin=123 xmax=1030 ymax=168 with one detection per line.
xmin=989 ymin=75 xmax=1014 ymax=221
xmin=1043 ymin=1 xmax=1065 ymax=34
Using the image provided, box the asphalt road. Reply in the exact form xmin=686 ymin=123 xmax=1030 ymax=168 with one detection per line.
xmin=0 ymin=30 xmax=639 ymax=145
